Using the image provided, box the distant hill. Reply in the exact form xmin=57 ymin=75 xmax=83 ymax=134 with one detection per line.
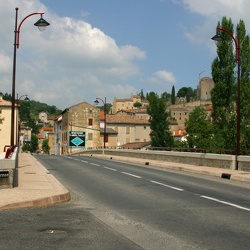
xmin=2 ymin=93 xmax=62 ymax=120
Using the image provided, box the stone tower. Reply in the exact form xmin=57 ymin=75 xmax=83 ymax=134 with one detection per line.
xmin=197 ymin=77 xmax=214 ymax=101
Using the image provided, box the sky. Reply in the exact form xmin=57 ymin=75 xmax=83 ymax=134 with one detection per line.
xmin=0 ymin=0 xmax=249 ymax=110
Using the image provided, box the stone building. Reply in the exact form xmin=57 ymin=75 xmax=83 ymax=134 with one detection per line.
xmin=106 ymin=114 xmax=150 ymax=146
xmin=111 ymin=95 xmax=149 ymax=114
xmin=197 ymin=77 xmax=214 ymax=101
xmin=55 ymin=101 xmax=100 ymax=154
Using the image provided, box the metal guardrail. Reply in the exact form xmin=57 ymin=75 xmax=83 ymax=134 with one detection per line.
xmin=146 ymin=147 xmax=250 ymax=155
xmin=73 ymin=146 xmax=250 ymax=156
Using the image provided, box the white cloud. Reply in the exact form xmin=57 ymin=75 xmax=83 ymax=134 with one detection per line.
xmin=174 ymin=0 xmax=250 ymax=18
xmin=146 ymin=70 xmax=177 ymax=93
xmin=0 ymin=53 xmax=12 ymax=73
xmin=173 ymin=0 xmax=250 ymax=55
xmin=0 ymin=0 xmax=146 ymax=109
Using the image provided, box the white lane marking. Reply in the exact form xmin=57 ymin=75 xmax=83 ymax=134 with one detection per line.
xmin=201 ymin=195 xmax=250 ymax=212
xmin=81 ymin=160 xmax=88 ymax=163
xmin=121 ymin=172 xmax=142 ymax=179
xmin=104 ymin=167 xmax=117 ymax=171
xmin=150 ymin=180 xmax=184 ymax=191
xmin=90 ymin=163 xmax=100 ymax=166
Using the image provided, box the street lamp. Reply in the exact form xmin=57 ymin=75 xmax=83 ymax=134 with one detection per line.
xmin=211 ymin=26 xmax=241 ymax=170
xmin=10 ymin=7 xmax=50 ymax=147
xmin=94 ymin=97 xmax=107 ymax=148
xmin=16 ymin=94 xmax=30 ymax=145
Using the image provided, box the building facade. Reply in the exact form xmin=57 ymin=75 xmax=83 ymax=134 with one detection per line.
xmin=106 ymin=115 xmax=150 ymax=146
xmin=112 ymin=95 xmax=149 ymax=114
xmin=55 ymin=101 xmax=100 ymax=154
xmin=0 ymin=93 xmax=18 ymax=152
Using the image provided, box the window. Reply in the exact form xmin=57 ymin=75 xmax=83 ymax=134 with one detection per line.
xmin=126 ymin=126 xmax=130 ymax=134
xmin=88 ymin=133 xmax=93 ymax=140
xmin=89 ymin=109 xmax=92 ymax=114
xmin=144 ymin=126 xmax=146 ymax=131
xmin=88 ymin=118 xmax=93 ymax=126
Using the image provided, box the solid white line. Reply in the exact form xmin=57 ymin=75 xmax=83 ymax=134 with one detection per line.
xmin=121 ymin=172 xmax=142 ymax=179
xmin=90 ymin=163 xmax=100 ymax=166
xmin=150 ymin=180 xmax=184 ymax=191
xmin=104 ymin=167 xmax=117 ymax=171
xmin=201 ymin=195 xmax=250 ymax=212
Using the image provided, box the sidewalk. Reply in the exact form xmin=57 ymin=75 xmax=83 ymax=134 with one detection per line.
xmin=0 ymin=153 xmax=70 ymax=211
xmin=1 ymin=152 xmax=250 ymax=211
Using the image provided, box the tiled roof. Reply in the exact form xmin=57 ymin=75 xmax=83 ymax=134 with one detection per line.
xmin=42 ymin=127 xmax=54 ymax=131
xmin=205 ymin=105 xmax=213 ymax=111
xmin=106 ymin=114 xmax=149 ymax=124
xmin=172 ymin=129 xmax=187 ymax=137
xmin=100 ymin=111 xmax=105 ymax=120
xmin=169 ymin=107 xmax=188 ymax=111
xmin=100 ymin=128 xmax=118 ymax=134
xmin=0 ymin=99 xmax=12 ymax=107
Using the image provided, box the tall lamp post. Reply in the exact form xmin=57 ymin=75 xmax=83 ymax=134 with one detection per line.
xmin=10 ymin=7 xmax=50 ymax=147
xmin=211 ymin=27 xmax=241 ymax=170
xmin=94 ymin=97 xmax=107 ymax=148
xmin=16 ymin=94 xmax=30 ymax=146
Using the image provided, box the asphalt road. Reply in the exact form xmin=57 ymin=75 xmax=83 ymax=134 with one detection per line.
xmin=32 ymin=155 xmax=250 ymax=249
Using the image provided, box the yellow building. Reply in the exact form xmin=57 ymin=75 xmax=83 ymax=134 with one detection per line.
xmin=0 ymin=93 xmax=18 ymax=152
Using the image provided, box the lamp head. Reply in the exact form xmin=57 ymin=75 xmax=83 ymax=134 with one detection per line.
xmin=211 ymin=33 xmax=224 ymax=42
xmin=94 ymin=99 xmax=99 ymax=105
xmin=34 ymin=16 xmax=50 ymax=32
xmin=211 ymin=32 xmax=224 ymax=47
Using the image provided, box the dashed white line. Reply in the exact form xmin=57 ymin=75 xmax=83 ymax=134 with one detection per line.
xmin=150 ymin=180 xmax=184 ymax=191
xmin=104 ymin=167 xmax=117 ymax=171
xmin=81 ymin=160 xmax=88 ymax=163
xmin=201 ymin=195 xmax=250 ymax=212
xmin=90 ymin=163 xmax=100 ymax=166
xmin=121 ymin=172 xmax=142 ymax=179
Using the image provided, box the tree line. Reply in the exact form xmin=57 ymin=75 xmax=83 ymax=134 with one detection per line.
xmin=146 ymin=17 xmax=250 ymax=152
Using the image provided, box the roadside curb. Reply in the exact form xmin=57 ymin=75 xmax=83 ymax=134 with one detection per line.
xmin=0 ymin=191 xmax=71 ymax=211
xmin=0 ymin=153 xmax=71 ymax=211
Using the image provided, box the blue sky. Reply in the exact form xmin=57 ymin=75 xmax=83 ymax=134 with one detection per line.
xmin=0 ymin=0 xmax=249 ymax=109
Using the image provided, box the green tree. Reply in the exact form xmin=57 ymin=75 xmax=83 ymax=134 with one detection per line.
xmin=237 ymin=20 xmax=250 ymax=150
xmin=42 ymin=139 xmax=50 ymax=154
xmin=138 ymin=89 xmax=145 ymax=100
xmin=133 ymin=101 xmax=142 ymax=108
xmin=22 ymin=143 xmax=32 ymax=152
xmin=161 ymin=92 xmax=171 ymax=101
xmin=185 ymin=107 xmax=224 ymax=149
xmin=147 ymin=93 xmax=173 ymax=147
xmin=211 ymin=16 xmax=236 ymax=150
xmin=177 ymin=87 xmax=196 ymax=102
xmin=31 ymin=134 xmax=38 ymax=152
xmin=171 ymin=85 xmax=175 ymax=104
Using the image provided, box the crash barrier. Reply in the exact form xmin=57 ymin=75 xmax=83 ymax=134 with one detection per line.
xmin=70 ymin=149 xmax=250 ymax=171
